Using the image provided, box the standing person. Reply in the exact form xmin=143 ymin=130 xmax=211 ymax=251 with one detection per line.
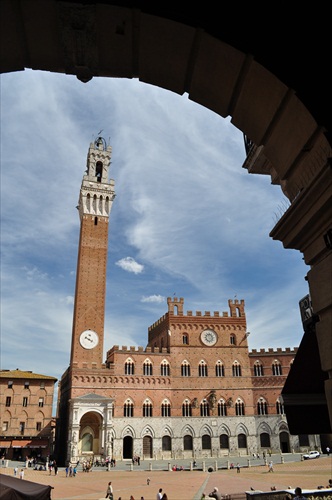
xmin=208 ymin=487 xmax=222 ymax=500
xmin=19 ymin=469 xmax=24 ymax=480
xmin=236 ymin=463 xmax=240 ymax=473
xmin=326 ymin=447 xmax=330 ymax=456
xmin=13 ymin=467 xmax=18 ymax=477
xmin=156 ymin=488 xmax=163 ymax=500
xmin=268 ymin=461 xmax=274 ymax=472
xmin=294 ymin=487 xmax=307 ymax=500
xmin=105 ymin=481 xmax=113 ymax=499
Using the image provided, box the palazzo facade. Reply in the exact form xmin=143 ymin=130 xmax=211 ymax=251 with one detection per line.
xmin=55 ymin=139 xmax=320 ymax=465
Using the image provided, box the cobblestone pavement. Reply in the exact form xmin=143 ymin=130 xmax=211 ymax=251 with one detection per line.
xmin=1 ymin=456 xmax=331 ymax=500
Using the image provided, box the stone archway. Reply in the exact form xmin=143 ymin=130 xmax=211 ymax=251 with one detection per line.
xmin=1 ymin=2 xmax=331 ymax=433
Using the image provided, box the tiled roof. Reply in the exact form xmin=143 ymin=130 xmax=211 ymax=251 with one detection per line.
xmin=0 ymin=369 xmax=57 ymax=381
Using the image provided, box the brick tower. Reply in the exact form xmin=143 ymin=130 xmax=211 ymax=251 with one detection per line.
xmin=70 ymin=136 xmax=115 ymax=368
xmin=55 ymin=137 xmax=115 ymax=464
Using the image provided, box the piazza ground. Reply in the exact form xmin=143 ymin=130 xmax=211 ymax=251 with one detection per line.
xmin=1 ymin=456 xmax=331 ymax=500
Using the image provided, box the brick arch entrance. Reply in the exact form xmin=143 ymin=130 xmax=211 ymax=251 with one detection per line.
xmin=1 ymin=2 xmax=331 ymax=434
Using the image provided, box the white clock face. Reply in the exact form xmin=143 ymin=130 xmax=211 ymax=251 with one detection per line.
xmin=80 ymin=330 xmax=99 ymax=349
xmin=201 ymin=329 xmax=217 ymax=346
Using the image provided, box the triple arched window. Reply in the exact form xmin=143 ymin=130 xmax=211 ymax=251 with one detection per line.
xmin=143 ymin=359 xmax=153 ymax=376
xmin=123 ymin=399 xmax=134 ymax=417
xmin=182 ymin=399 xmax=192 ymax=417
xmin=161 ymin=399 xmax=171 ymax=417
xmin=160 ymin=360 xmax=170 ymax=376
xmin=254 ymin=361 xmax=264 ymax=376
xmin=272 ymin=360 xmax=282 ymax=375
xmin=142 ymin=399 xmax=153 ymax=417
xmin=257 ymin=398 xmax=268 ymax=415
xmin=218 ymin=399 xmax=227 ymax=416
xmin=276 ymin=398 xmax=284 ymax=414
xmin=235 ymin=398 xmax=245 ymax=416
xmin=198 ymin=360 xmax=208 ymax=377
xmin=215 ymin=361 xmax=224 ymax=377
xmin=200 ymin=399 xmax=210 ymax=417
xmin=124 ymin=359 xmax=134 ymax=375
xmin=232 ymin=361 xmax=242 ymax=377
xmin=181 ymin=361 xmax=191 ymax=377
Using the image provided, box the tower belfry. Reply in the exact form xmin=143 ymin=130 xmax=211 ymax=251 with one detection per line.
xmin=70 ymin=137 xmax=115 ymax=368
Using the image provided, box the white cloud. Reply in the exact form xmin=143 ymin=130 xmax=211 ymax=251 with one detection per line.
xmin=115 ymin=257 xmax=144 ymax=274
xmin=141 ymin=295 xmax=165 ymax=303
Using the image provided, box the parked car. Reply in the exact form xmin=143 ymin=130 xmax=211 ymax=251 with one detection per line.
xmin=303 ymin=450 xmax=320 ymax=459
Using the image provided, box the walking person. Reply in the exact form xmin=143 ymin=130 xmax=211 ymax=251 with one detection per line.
xmin=19 ymin=469 xmax=24 ymax=480
xmin=156 ymin=488 xmax=163 ymax=500
xmin=236 ymin=463 xmax=240 ymax=473
xmin=268 ymin=460 xmax=274 ymax=472
xmin=105 ymin=481 xmax=113 ymax=499
xmin=326 ymin=447 xmax=330 ymax=456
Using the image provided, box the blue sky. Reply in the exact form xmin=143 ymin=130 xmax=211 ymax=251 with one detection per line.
xmin=1 ymin=69 xmax=309 ymax=399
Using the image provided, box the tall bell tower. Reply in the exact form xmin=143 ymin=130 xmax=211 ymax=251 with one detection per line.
xmin=70 ymin=136 xmax=115 ymax=368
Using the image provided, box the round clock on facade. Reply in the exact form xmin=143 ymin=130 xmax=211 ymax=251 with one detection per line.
xmin=200 ymin=329 xmax=217 ymax=346
xmin=79 ymin=330 xmax=99 ymax=349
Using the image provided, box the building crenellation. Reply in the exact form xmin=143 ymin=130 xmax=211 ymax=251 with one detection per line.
xmin=250 ymin=348 xmax=297 ymax=354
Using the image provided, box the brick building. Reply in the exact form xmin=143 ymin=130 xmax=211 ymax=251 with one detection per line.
xmin=0 ymin=369 xmax=57 ymax=461
xmin=55 ymin=138 xmax=320 ymax=465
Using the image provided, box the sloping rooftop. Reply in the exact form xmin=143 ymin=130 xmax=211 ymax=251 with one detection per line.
xmin=0 ymin=369 xmax=57 ymax=381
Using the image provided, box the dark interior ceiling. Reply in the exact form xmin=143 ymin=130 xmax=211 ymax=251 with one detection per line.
xmin=63 ymin=1 xmax=331 ymax=145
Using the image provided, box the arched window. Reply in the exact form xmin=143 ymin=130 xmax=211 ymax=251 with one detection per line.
xmin=181 ymin=360 xmax=191 ymax=377
xmin=162 ymin=435 xmax=171 ymax=451
xmin=237 ymin=433 xmax=247 ymax=448
xmin=215 ymin=361 xmax=224 ymax=377
xmin=200 ymin=399 xmax=210 ymax=417
xmin=230 ymin=334 xmax=236 ymax=345
xmin=254 ymin=361 xmax=264 ymax=376
xmin=276 ymin=398 xmax=284 ymax=415
xmin=183 ymin=334 xmax=189 ymax=345
xmin=142 ymin=399 xmax=153 ymax=417
xmin=143 ymin=359 xmax=153 ymax=376
xmin=182 ymin=399 xmax=192 ymax=417
xmin=160 ymin=360 xmax=170 ymax=376
xmin=183 ymin=435 xmax=193 ymax=450
xmin=272 ymin=360 xmax=282 ymax=375
xmin=260 ymin=432 xmax=271 ymax=447
xmin=198 ymin=360 xmax=208 ymax=377
xmin=202 ymin=434 xmax=211 ymax=450
xmin=161 ymin=399 xmax=171 ymax=417
xmin=220 ymin=434 xmax=229 ymax=449
xmin=235 ymin=399 xmax=245 ymax=416
xmin=124 ymin=358 xmax=134 ymax=375
xmin=218 ymin=399 xmax=227 ymax=416
xmin=257 ymin=398 xmax=268 ymax=415
xmin=96 ymin=161 xmax=103 ymax=181
xmin=232 ymin=361 xmax=242 ymax=377
xmin=123 ymin=399 xmax=134 ymax=417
